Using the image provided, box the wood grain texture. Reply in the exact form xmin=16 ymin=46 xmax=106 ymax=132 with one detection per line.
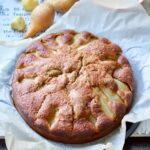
xmin=124 ymin=137 xmax=150 ymax=150
xmin=132 ymin=120 xmax=150 ymax=137
xmin=0 ymin=140 xmax=6 ymax=150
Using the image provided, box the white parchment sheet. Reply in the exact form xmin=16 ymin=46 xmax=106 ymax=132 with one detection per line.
xmin=0 ymin=0 xmax=150 ymax=149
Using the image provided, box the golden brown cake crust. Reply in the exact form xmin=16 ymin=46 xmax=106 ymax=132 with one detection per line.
xmin=12 ymin=30 xmax=134 ymax=144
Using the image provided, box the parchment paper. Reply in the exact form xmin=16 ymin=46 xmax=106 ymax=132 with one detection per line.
xmin=0 ymin=0 xmax=150 ymax=149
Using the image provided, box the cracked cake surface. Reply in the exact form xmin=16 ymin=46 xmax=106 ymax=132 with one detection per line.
xmin=12 ymin=30 xmax=134 ymax=143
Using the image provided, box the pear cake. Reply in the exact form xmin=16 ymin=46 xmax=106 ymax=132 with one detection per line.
xmin=12 ymin=30 xmax=134 ymax=143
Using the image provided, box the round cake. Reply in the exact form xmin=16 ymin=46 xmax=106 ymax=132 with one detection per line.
xmin=12 ymin=30 xmax=134 ymax=143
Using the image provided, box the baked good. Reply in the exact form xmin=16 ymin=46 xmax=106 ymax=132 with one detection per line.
xmin=12 ymin=30 xmax=134 ymax=143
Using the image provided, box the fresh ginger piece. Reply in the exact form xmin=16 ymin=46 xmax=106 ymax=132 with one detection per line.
xmin=22 ymin=0 xmax=39 ymax=11
xmin=11 ymin=16 xmax=26 ymax=32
